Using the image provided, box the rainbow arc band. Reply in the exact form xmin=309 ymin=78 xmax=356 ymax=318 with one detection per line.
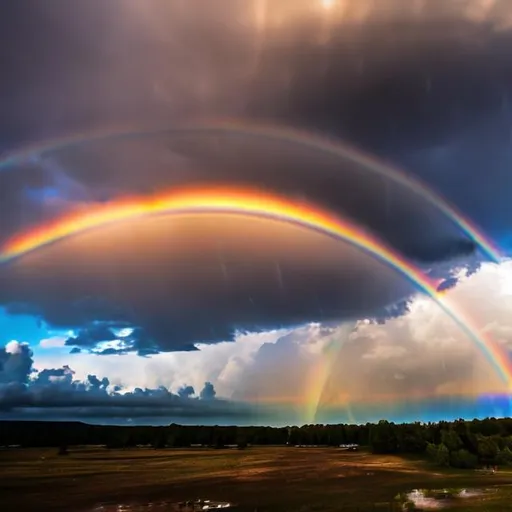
xmin=0 ymin=186 xmax=509 ymax=403
xmin=0 ymin=119 xmax=502 ymax=262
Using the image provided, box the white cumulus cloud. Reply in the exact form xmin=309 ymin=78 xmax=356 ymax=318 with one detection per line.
xmin=31 ymin=260 xmax=512 ymax=421
xmin=39 ymin=336 xmax=67 ymax=349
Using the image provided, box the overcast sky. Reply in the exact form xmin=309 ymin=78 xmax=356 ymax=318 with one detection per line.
xmin=1 ymin=1 xmax=512 ymax=425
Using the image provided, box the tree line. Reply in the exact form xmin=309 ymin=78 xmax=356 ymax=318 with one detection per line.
xmin=2 ymin=417 xmax=512 ymax=469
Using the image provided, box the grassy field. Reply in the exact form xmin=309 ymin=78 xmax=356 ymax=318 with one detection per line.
xmin=1 ymin=446 xmax=512 ymax=511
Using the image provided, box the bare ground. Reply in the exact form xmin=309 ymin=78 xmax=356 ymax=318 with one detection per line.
xmin=1 ymin=446 xmax=511 ymax=511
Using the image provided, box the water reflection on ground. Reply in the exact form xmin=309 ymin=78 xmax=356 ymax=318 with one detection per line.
xmin=401 ymin=488 xmax=489 ymax=510
xmin=92 ymin=499 xmax=235 ymax=511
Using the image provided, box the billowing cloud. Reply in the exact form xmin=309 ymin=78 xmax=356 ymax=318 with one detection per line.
xmin=200 ymin=382 xmax=217 ymax=401
xmin=10 ymin=260 xmax=509 ymax=425
xmin=0 ymin=341 xmax=34 ymax=384
xmin=177 ymin=385 xmax=195 ymax=399
xmin=0 ymin=215 xmax=421 ymax=351
xmin=0 ymin=2 xmax=510 ymax=359
xmin=228 ymin=261 xmax=512 ymax=418
xmin=0 ymin=341 xmax=264 ymax=424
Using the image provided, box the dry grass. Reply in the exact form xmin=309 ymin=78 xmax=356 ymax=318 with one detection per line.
xmin=1 ymin=446 xmax=512 ymax=511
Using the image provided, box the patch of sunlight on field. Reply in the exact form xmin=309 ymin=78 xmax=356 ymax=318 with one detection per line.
xmin=2 ymin=447 xmax=512 ymax=511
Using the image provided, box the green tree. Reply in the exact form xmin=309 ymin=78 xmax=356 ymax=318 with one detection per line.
xmin=152 ymin=430 xmax=167 ymax=449
xmin=236 ymin=429 xmax=248 ymax=450
xmin=426 ymin=442 xmax=449 ymax=467
xmin=496 ymin=447 xmax=512 ymax=466
xmin=288 ymin=427 xmax=299 ymax=445
xmin=450 ymin=449 xmax=478 ymax=469
xmin=369 ymin=420 xmax=399 ymax=454
xmin=479 ymin=418 xmax=502 ymax=437
xmin=399 ymin=424 xmax=427 ymax=453
xmin=476 ymin=435 xmax=499 ymax=464
xmin=441 ymin=429 xmax=463 ymax=452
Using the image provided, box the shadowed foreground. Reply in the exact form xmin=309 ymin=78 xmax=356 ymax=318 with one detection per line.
xmin=1 ymin=447 xmax=512 ymax=511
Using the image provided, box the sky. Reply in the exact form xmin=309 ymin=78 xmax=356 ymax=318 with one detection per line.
xmin=2 ymin=0 xmax=512 ymax=426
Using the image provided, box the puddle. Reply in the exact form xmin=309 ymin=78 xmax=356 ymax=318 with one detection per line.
xmin=92 ymin=499 xmax=236 ymax=511
xmin=396 ymin=488 xmax=490 ymax=510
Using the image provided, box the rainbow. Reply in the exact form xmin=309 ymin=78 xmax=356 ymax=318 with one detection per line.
xmin=304 ymin=334 xmax=356 ymax=424
xmin=0 ymin=119 xmax=502 ymax=262
xmin=1 ymin=186 xmax=510 ymax=396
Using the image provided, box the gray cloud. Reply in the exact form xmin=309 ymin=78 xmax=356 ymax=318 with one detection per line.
xmin=20 ymin=260 xmax=505 ymax=426
xmin=0 ymin=341 xmax=261 ymax=424
xmin=2 ymin=260 xmax=511 ymax=425
xmin=0 ymin=341 xmax=34 ymax=385
xmin=0 ymin=0 xmax=509 ymax=353
xmin=221 ymin=262 xmax=512 ymax=417
xmin=177 ymin=385 xmax=195 ymax=399
xmin=199 ymin=382 xmax=217 ymax=401
xmin=0 ymin=215 xmax=419 ymax=351
xmin=65 ymin=325 xmax=118 ymax=348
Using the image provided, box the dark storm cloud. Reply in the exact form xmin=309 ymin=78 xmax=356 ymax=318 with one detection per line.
xmin=199 ymin=382 xmax=217 ymax=401
xmin=178 ymin=385 xmax=195 ymax=399
xmin=0 ymin=381 xmax=254 ymax=420
xmin=250 ymin=18 xmax=510 ymax=152
xmin=374 ymin=299 xmax=411 ymax=324
xmin=0 ymin=342 xmax=33 ymax=384
xmin=0 ymin=1 xmax=510 ymax=351
xmin=65 ymin=325 xmax=118 ymax=348
xmin=63 ymin=323 xmax=201 ymax=355
xmin=243 ymin=4 xmax=512 ymax=250
xmin=0 ymin=342 xmax=260 ymax=423
xmin=0 ymin=227 xmax=419 ymax=350
xmin=64 ymin=324 xmax=187 ymax=357
xmin=95 ymin=348 xmax=127 ymax=356
xmin=437 ymin=277 xmax=459 ymax=293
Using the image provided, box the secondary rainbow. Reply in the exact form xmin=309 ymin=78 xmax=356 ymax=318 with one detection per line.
xmin=0 ymin=119 xmax=502 ymax=262
xmin=1 ymin=186 xmax=510 ymax=393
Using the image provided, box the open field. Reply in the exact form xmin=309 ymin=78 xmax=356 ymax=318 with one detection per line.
xmin=1 ymin=446 xmax=512 ymax=511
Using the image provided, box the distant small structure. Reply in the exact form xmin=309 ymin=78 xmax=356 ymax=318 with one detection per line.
xmin=339 ymin=444 xmax=358 ymax=451
xmin=294 ymin=444 xmax=329 ymax=448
